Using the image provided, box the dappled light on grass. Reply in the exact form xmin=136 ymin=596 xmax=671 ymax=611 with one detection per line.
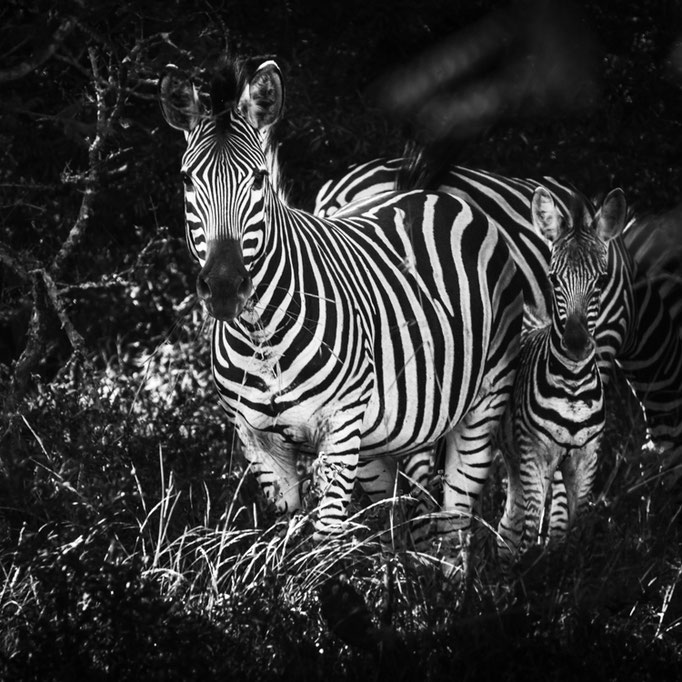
xmin=1 ymin=1 xmax=682 ymax=677
xmin=3 ymin=374 xmax=682 ymax=679
xmin=1 ymin=343 xmax=682 ymax=680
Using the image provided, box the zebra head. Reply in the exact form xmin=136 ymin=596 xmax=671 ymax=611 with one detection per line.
xmin=159 ymin=58 xmax=285 ymax=321
xmin=533 ymin=186 xmax=626 ymax=363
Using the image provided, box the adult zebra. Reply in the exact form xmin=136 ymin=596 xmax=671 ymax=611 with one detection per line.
xmin=158 ymin=57 xmax=524 ymax=547
xmin=497 ymin=186 xmax=626 ymax=565
xmin=314 ymin=158 xmax=682 ymax=466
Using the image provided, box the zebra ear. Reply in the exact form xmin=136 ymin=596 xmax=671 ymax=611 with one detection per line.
xmin=595 ymin=188 xmax=626 ymax=242
xmin=238 ymin=60 xmax=284 ymax=130
xmin=532 ymin=186 xmax=562 ymax=242
xmin=159 ymin=67 xmax=204 ymax=133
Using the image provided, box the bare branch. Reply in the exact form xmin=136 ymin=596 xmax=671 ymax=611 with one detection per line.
xmin=0 ymin=242 xmax=31 ymax=282
xmin=12 ymin=273 xmax=49 ymax=397
xmin=57 ymin=273 xmax=127 ymax=295
xmin=50 ymin=183 xmax=99 ymax=279
xmin=0 ymin=19 xmax=76 ymax=84
xmin=40 ymin=269 xmax=86 ymax=357
xmin=50 ymin=47 xmax=127 ymax=279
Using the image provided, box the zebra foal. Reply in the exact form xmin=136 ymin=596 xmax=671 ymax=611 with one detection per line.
xmin=496 ymin=186 xmax=626 ymax=564
xmin=159 ymin=56 xmax=523 ymax=550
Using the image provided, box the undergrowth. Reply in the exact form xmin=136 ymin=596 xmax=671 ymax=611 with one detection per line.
xmin=1 ymin=324 xmax=681 ymax=681
xmin=1 ymin=1 xmax=680 ymax=679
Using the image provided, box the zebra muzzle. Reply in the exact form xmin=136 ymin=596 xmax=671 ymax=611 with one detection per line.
xmin=562 ymin=313 xmax=595 ymax=362
xmin=197 ymin=239 xmax=253 ymax=321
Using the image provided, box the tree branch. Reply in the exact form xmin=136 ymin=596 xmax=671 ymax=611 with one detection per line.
xmin=11 ymin=273 xmax=49 ymax=398
xmin=0 ymin=19 xmax=76 ymax=84
xmin=40 ymin=269 xmax=86 ymax=358
xmin=0 ymin=242 xmax=30 ymax=282
xmin=50 ymin=47 xmax=125 ymax=280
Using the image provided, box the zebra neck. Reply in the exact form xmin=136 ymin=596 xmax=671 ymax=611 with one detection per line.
xmin=263 ymin=134 xmax=287 ymax=204
xmin=547 ymin=322 xmax=597 ymax=376
xmin=240 ymin=202 xmax=350 ymax=346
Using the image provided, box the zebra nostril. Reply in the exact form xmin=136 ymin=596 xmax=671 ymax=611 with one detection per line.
xmin=237 ymin=275 xmax=252 ymax=299
xmin=196 ymin=273 xmax=211 ymax=300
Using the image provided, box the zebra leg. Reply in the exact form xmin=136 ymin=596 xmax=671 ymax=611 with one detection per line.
xmin=398 ymin=446 xmax=442 ymax=551
xmin=517 ymin=452 xmax=554 ymax=557
xmin=497 ymin=446 xmax=525 ymax=566
xmin=312 ymin=437 xmax=361 ymax=542
xmin=546 ymin=469 xmax=569 ymax=544
xmin=401 ymin=447 xmax=438 ymax=498
xmin=559 ymin=440 xmax=600 ymax=529
xmin=439 ymin=405 xmax=500 ymax=548
xmin=242 ymin=443 xmax=302 ymax=518
xmin=357 ymin=456 xmax=405 ymax=550
xmin=439 ymin=354 xmax=517 ymax=542
xmin=357 ymin=456 xmax=399 ymax=503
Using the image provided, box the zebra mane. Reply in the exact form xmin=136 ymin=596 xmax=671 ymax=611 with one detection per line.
xmin=554 ymin=190 xmax=598 ymax=240
xmin=210 ymin=53 xmax=288 ymax=203
xmin=396 ymin=138 xmax=466 ymax=192
xmin=209 ymin=56 xmax=241 ymax=128
xmin=209 ymin=54 xmax=278 ymax=130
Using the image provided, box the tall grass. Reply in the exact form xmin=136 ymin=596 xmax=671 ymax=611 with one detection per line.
xmin=1 ymin=327 xmax=682 ymax=680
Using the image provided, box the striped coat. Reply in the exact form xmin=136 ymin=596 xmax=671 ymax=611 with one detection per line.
xmin=159 ymin=58 xmax=523 ymax=545
xmin=497 ymin=187 xmax=626 ymax=563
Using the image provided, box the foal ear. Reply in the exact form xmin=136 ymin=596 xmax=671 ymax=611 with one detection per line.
xmin=159 ymin=66 xmax=204 ymax=133
xmin=595 ymin=188 xmax=626 ymax=242
xmin=532 ymin=186 xmax=562 ymax=242
xmin=238 ymin=60 xmax=284 ymax=130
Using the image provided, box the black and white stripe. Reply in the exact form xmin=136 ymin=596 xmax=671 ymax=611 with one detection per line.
xmin=159 ymin=58 xmax=524 ymax=544
xmin=496 ymin=187 xmax=626 ymax=563
xmin=314 ymin=158 xmax=635 ymax=534
xmin=315 ymin=158 xmax=682 ymax=476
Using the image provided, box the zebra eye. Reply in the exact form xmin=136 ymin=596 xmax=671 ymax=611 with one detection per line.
xmin=252 ymin=169 xmax=268 ymax=190
xmin=181 ymin=171 xmax=194 ymax=190
xmin=596 ymin=274 xmax=608 ymax=289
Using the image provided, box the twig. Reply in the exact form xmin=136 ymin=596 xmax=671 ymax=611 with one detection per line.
xmin=0 ymin=242 xmax=30 ymax=282
xmin=0 ymin=18 xmax=76 ymax=83
xmin=11 ymin=273 xmax=49 ymax=398
xmin=50 ymin=47 xmax=126 ymax=279
xmin=40 ymin=269 xmax=86 ymax=357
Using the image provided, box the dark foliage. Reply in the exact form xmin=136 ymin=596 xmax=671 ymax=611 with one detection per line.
xmin=0 ymin=0 xmax=681 ymax=680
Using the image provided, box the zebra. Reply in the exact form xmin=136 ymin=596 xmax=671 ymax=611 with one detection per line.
xmin=314 ymin=157 xmax=682 ymax=477
xmin=619 ymin=206 xmax=682 ymax=471
xmin=496 ymin=186 xmax=626 ymax=565
xmin=314 ymin=157 xmax=635 ymax=534
xmin=158 ymin=57 xmax=524 ymax=549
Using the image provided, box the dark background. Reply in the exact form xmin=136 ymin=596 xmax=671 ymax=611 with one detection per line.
xmin=1 ymin=2 xmax=682 ymax=679
xmin=1 ymin=0 xmax=681 ymax=380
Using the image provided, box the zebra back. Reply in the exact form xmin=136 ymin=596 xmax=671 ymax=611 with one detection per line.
xmin=314 ymin=156 xmax=682 ymax=463
xmin=315 ymin=157 xmax=635 ymax=380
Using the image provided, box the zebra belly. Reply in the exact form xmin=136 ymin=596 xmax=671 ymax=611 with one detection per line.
xmin=359 ymin=297 xmax=488 ymax=456
xmin=358 ymin=363 xmax=471 ymax=457
xmin=215 ymin=360 xmax=473 ymax=460
xmin=214 ymin=367 xmax=358 ymax=453
xmin=213 ymin=319 xmax=482 ymax=462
